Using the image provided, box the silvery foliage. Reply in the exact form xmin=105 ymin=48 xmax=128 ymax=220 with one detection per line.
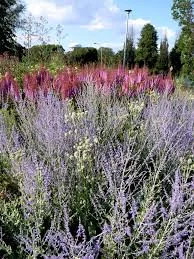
xmin=0 ymin=87 xmax=194 ymax=258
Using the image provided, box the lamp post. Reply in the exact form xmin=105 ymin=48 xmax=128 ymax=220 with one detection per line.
xmin=94 ymin=42 xmax=102 ymax=67
xmin=123 ymin=9 xmax=132 ymax=68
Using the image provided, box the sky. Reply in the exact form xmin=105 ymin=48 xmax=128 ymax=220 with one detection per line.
xmin=18 ymin=0 xmax=181 ymax=52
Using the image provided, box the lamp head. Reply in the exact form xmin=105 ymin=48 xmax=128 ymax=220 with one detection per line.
xmin=125 ymin=9 xmax=132 ymax=13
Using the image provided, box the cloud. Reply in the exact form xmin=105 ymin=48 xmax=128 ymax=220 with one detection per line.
xmin=24 ymin=0 xmax=169 ymax=39
xmin=75 ymin=0 xmax=120 ymax=30
xmin=23 ymin=0 xmax=176 ymax=50
xmin=157 ymin=26 xmax=176 ymax=39
xmin=81 ymin=16 xmax=111 ymax=31
xmin=80 ymin=10 xmax=150 ymax=33
xmin=25 ymin=0 xmax=76 ymax=22
xmin=128 ymin=18 xmax=151 ymax=30
xmin=24 ymin=0 xmax=120 ymax=25
xmin=67 ymin=41 xmax=80 ymax=48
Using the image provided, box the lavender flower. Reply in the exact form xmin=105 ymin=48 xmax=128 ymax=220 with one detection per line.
xmin=170 ymin=170 xmax=184 ymax=214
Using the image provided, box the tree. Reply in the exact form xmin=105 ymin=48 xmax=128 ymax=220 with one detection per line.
xmin=0 ymin=0 xmax=25 ymax=54
xmin=126 ymin=38 xmax=135 ymax=69
xmin=172 ymin=0 xmax=193 ymax=28
xmin=177 ymin=27 xmax=194 ymax=75
xmin=135 ymin=24 xmax=158 ymax=70
xmin=125 ymin=27 xmax=136 ymax=69
xmin=169 ymin=40 xmax=182 ymax=76
xmin=97 ymin=47 xmax=115 ymax=67
xmin=67 ymin=47 xmax=98 ymax=66
xmin=115 ymin=38 xmax=135 ymax=69
xmin=171 ymin=0 xmax=194 ymax=75
xmin=156 ymin=35 xmax=169 ymax=74
xmin=27 ymin=44 xmax=65 ymax=65
xmin=122 ymin=31 xmax=136 ymax=69
xmin=114 ymin=50 xmax=123 ymax=66
xmin=21 ymin=13 xmax=67 ymax=63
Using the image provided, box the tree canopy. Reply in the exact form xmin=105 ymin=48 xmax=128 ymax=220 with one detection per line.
xmin=67 ymin=47 xmax=98 ymax=66
xmin=172 ymin=0 xmax=193 ymax=28
xmin=169 ymin=39 xmax=182 ymax=76
xmin=171 ymin=0 xmax=194 ymax=75
xmin=97 ymin=47 xmax=115 ymax=67
xmin=156 ymin=35 xmax=169 ymax=74
xmin=0 ymin=0 xmax=25 ymax=54
xmin=124 ymin=36 xmax=136 ymax=69
xmin=27 ymin=44 xmax=65 ymax=64
xmin=135 ymin=23 xmax=158 ymax=70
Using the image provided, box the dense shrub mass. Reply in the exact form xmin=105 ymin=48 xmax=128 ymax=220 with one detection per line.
xmin=66 ymin=47 xmax=98 ymax=66
xmin=26 ymin=45 xmax=65 ymax=65
xmin=0 ymin=72 xmax=193 ymax=258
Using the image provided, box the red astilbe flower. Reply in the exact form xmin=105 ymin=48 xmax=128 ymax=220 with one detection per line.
xmin=23 ymin=73 xmax=39 ymax=101
xmin=23 ymin=67 xmax=53 ymax=100
xmin=0 ymin=72 xmax=20 ymax=101
xmin=2 ymin=66 xmax=176 ymax=103
xmin=53 ymin=68 xmax=81 ymax=99
xmin=36 ymin=67 xmax=53 ymax=95
xmin=154 ymin=75 xmax=175 ymax=94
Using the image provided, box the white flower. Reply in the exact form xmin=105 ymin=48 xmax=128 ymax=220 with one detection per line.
xmin=71 ymin=112 xmax=76 ymax=120
xmin=82 ymin=153 xmax=87 ymax=160
xmin=94 ymin=137 xmax=98 ymax=144
xmin=74 ymin=151 xmax=79 ymax=158
xmin=187 ymin=158 xmax=193 ymax=165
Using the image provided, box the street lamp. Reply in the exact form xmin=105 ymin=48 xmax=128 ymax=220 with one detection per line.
xmin=123 ymin=9 xmax=132 ymax=68
xmin=94 ymin=42 xmax=102 ymax=67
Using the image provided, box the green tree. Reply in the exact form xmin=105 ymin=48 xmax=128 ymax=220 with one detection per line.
xmin=0 ymin=0 xmax=25 ymax=54
xmin=26 ymin=44 xmax=65 ymax=65
xmin=115 ymin=29 xmax=136 ymax=69
xmin=68 ymin=47 xmax=98 ymax=66
xmin=156 ymin=35 xmax=169 ymax=74
xmin=125 ymin=37 xmax=136 ymax=69
xmin=114 ymin=50 xmax=123 ymax=66
xmin=169 ymin=39 xmax=182 ymax=76
xmin=171 ymin=0 xmax=194 ymax=75
xmin=115 ymin=38 xmax=135 ymax=69
xmin=135 ymin=23 xmax=158 ymax=70
xmin=98 ymin=47 xmax=115 ymax=67
xmin=177 ymin=27 xmax=194 ymax=75
xmin=172 ymin=0 xmax=193 ymax=28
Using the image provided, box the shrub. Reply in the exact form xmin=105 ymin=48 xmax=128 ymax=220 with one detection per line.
xmin=68 ymin=47 xmax=98 ymax=66
xmin=0 ymin=86 xmax=193 ymax=258
xmin=24 ymin=44 xmax=65 ymax=65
